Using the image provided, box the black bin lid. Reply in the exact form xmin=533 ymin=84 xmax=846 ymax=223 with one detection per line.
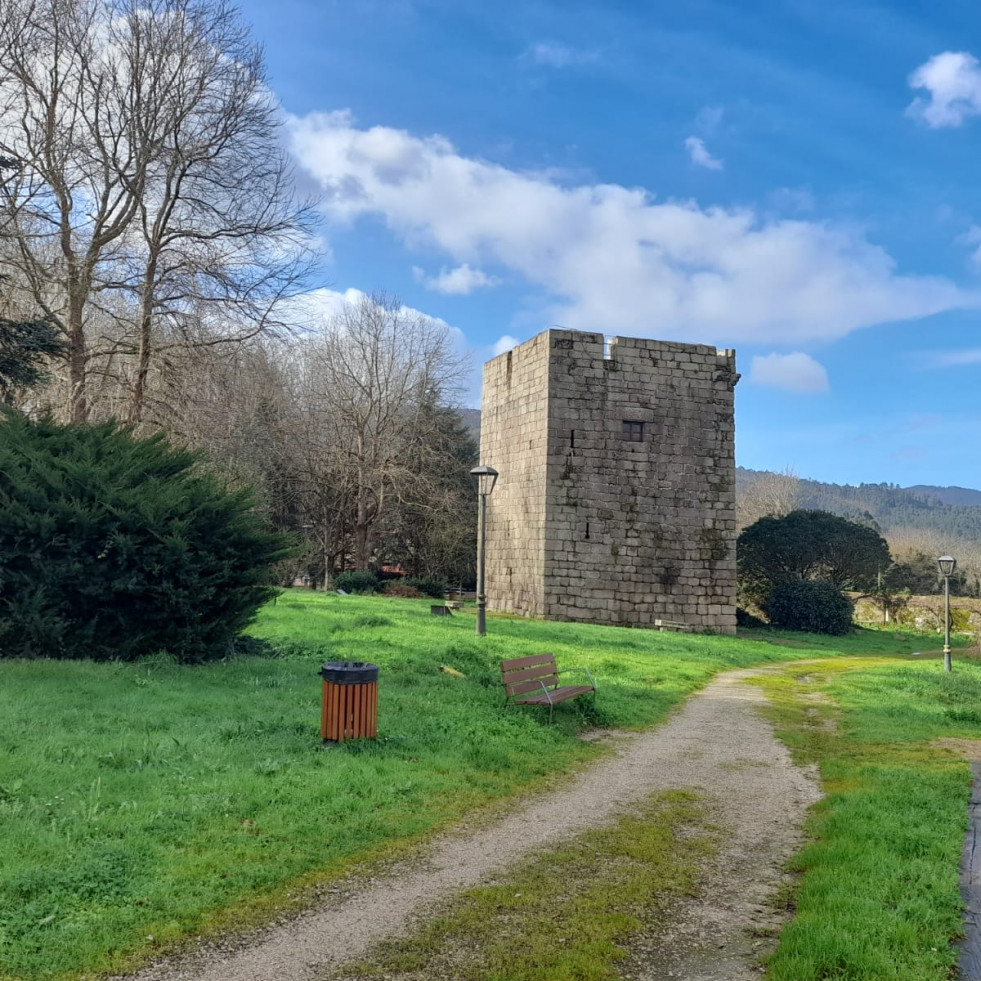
xmin=320 ymin=661 xmax=379 ymax=684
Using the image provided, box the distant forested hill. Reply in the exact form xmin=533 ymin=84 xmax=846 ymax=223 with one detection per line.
xmin=905 ymin=485 xmax=981 ymax=508
xmin=458 ymin=407 xmax=481 ymax=437
xmin=736 ymin=469 xmax=981 ymax=540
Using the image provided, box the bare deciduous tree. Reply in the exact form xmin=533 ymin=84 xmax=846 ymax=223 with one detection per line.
xmin=299 ymin=293 xmax=470 ymax=572
xmin=0 ymin=0 xmax=313 ymax=422
xmin=737 ymin=467 xmax=801 ymax=531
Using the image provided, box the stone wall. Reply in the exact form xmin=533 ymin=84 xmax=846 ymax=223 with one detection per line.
xmin=481 ymin=328 xmax=738 ymax=634
xmin=481 ymin=331 xmax=551 ymax=617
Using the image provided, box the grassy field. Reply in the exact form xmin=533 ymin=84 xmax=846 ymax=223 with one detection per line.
xmin=0 ymin=590 xmax=974 ymax=980
xmin=756 ymin=657 xmax=981 ymax=980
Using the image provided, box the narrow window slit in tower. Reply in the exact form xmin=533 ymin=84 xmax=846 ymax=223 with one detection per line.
xmin=585 ymin=522 xmax=590 ymax=540
xmin=622 ymin=420 xmax=644 ymax=442
xmin=570 ymin=429 xmax=575 ymax=448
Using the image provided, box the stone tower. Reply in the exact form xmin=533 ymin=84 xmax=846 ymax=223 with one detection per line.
xmin=480 ymin=329 xmax=739 ymax=634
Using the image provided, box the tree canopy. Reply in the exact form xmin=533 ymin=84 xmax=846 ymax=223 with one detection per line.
xmin=0 ymin=0 xmax=313 ymax=422
xmin=738 ymin=509 xmax=892 ymax=595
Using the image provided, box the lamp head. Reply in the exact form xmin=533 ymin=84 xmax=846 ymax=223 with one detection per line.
xmin=938 ymin=555 xmax=957 ymax=578
xmin=470 ymin=465 xmax=499 ymax=497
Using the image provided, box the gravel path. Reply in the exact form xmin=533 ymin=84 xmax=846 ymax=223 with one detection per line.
xmin=121 ymin=666 xmax=821 ymax=981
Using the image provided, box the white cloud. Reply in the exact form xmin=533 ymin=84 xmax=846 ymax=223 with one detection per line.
xmin=749 ymin=352 xmax=829 ymax=393
xmin=907 ymin=51 xmax=981 ymax=128
xmin=524 ymin=41 xmax=597 ymax=69
xmin=290 ymin=286 xmax=467 ymax=349
xmin=290 ymin=285 xmax=483 ymax=402
xmin=767 ymin=187 xmax=816 ymax=214
xmin=920 ymin=347 xmax=981 ymax=368
xmin=959 ymin=225 xmax=981 ymax=269
xmin=421 ymin=263 xmax=501 ymax=295
xmin=684 ymin=136 xmax=724 ymax=171
xmin=694 ymin=106 xmax=724 ymax=132
xmin=492 ymin=334 xmax=520 ymax=356
xmin=287 ymin=286 xmax=366 ymax=328
xmin=288 ymin=111 xmax=974 ymax=344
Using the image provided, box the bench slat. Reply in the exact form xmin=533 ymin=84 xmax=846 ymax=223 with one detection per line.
xmin=501 ymin=663 xmax=560 ymax=685
xmin=500 ymin=653 xmax=556 ymax=671
xmin=505 ymin=678 xmax=555 ymax=697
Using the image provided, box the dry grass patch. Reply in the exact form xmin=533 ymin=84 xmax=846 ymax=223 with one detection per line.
xmin=325 ymin=792 xmax=714 ymax=981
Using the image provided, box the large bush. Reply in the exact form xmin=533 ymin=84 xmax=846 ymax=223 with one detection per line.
xmin=0 ymin=412 xmax=291 ymax=661
xmin=334 ymin=571 xmax=379 ymax=594
xmin=738 ymin=509 xmax=891 ymax=596
xmin=406 ymin=576 xmax=446 ymax=598
xmin=761 ymin=579 xmax=854 ymax=635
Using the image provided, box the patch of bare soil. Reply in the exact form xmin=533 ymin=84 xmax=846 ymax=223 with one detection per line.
xmin=115 ymin=667 xmax=820 ymax=981
xmin=934 ymin=738 xmax=981 ymax=762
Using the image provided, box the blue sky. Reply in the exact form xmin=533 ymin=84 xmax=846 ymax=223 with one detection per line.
xmin=239 ymin=0 xmax=980 ymax=489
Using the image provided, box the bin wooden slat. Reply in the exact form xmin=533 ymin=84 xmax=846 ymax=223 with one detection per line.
xmin=322 ymin=679 xmax=378 ymax=743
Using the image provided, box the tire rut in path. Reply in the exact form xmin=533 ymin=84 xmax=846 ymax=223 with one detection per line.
xmin=120 ymin=666 xmax=821 ymax=981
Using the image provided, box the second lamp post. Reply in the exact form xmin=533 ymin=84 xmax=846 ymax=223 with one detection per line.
xmin=939 ymin=554 xmax=956 ymax=673
xmin=470 ymin=465 xmax=499 ymax=636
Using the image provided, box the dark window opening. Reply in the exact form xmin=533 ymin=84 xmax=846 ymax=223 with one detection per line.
xmin=570 ymin=429 xmax=575 ymax=448
xmin=585 ymin=522 xmax=590 ymax=540
xmin=622 ymin=420 xmax=644 ymax=442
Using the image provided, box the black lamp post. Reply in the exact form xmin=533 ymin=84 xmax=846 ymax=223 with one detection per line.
xmin=938 ymin=555 xmax=956 ymax=673
xmin=470 ymin=465 xmax=499 ymax=636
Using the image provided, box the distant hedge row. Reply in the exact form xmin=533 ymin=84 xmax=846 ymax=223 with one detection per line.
xmin=334 ymin=571 xmax=446 ymax=598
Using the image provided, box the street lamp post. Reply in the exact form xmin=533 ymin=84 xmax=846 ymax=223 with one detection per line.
xmin=938 ymin=555 xmax=957 ymax=673
xmin=470 ymin=465 xmax=499 ymax=637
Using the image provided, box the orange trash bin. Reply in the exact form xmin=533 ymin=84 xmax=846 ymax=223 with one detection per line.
xmin=320 ymin=661 xmax=378 ymax=743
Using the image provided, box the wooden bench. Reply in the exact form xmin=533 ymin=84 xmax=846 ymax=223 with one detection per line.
xmin=653 ymin=618 xmax=691 ymax=633
xmin=430 ymin=604 xmax=453 ymax=617
xmin=500 ymin=653 xmax=596 ymax=723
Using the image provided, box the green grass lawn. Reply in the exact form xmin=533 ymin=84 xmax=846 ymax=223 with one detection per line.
xmin=0 ymin=590 xmax=972 ymax=981
xmin=756 ymin=657 xmax=981 ymax=980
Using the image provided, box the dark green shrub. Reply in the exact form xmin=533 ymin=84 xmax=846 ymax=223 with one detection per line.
xmin=736 ymin=607 xmax=768 ymax=629
xmin=738 ymin=509 xmax=891 ymax=595
xmin=761 ymin=579 xmax=854 ymax=635
xmin=334 ymin=571 xmax=379 ymax=594
xmin=0 ymin=411 xmax=291 ymax=662
xmin=381 ymin=581 xmax=423 ymax=598
xmin=405 ymin=576 xmax=446 ymax=598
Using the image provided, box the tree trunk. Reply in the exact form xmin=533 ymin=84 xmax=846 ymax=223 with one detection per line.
xmin=67 ymin=291 xmax=87 ymax=423
xmin=129 ymin=261 xmax=157 ymax=425
xmin=353 ymin=512 xmax=370 ymax=571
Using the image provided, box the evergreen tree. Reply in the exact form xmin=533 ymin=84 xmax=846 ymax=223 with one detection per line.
xmin=738 ymin=509 xmax=892 ymax=595
xmin=738 ymin=509 xmax=891 ymax=634
xmin=378 ymin=401 xmax=478 ymax=584
xmin=0 ymin=318 xmax=66 ymax=403
xmin=0 ymin=410 xmax=291 ymax=661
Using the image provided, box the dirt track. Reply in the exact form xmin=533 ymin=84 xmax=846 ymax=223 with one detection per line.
xmin=118 ymin=666 xmax=821 ymax=981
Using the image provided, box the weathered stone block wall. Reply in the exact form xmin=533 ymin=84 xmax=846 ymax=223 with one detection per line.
xmin=481 ymin=332 xmax=551 ymax=617
xmin=481 ymin=328 xmax=738 ymax=634
xmin=543 ymin=330 xmax=737 ymax=632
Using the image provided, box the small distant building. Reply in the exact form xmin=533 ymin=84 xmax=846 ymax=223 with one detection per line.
xmin=479 ymin=329 xmax=739 ymax=634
